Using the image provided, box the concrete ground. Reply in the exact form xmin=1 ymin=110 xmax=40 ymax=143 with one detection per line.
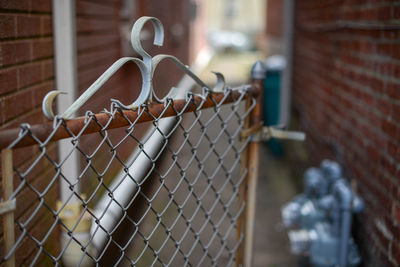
xmin=253 ymin=144 xmax=298 ymax=267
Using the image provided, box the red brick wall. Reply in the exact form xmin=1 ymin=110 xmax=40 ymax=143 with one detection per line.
xmin=0 ymin=1 xmax=57 ymax=265
xmin=266 ymin=0 xmax=283 ymax=37
xmin=263 ymin=0 xmax=284 ymax=56
xmin=0 ymin=1 xmax=54 ymax=130
xmin=292 ymin=1 xmax=400 ymax=266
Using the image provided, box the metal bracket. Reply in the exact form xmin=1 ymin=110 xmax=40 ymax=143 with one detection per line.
xmin=240 ymin=123 xmax=263 ymax=140
xmin=42 ymin=16 xmax=228 ymax=120
xmin=0 ymin=199 xmax=16 ymax=215
xmin=241 ymin=125 xmax=306 ymax=142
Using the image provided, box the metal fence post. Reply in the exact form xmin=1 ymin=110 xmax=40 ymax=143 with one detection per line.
xmin=243 ymin=61 xmax=266 ymax=267
xmin=1 ymin=148 xmax=15 ymax=267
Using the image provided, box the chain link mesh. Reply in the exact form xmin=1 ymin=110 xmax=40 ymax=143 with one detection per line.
xmin=1 ymin=86 xmax=256 ymax=266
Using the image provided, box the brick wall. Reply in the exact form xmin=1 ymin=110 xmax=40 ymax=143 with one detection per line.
xmin=292 ymin=1 xmax=400 ymax=266
xmin=266 ymin=0 xmax=283 ymax=38
xmin=0 ymin=1 xmax=57 ymax=265
xmin=0 ymin=1 xmax=53 ymax=130
xmin=263 ymin=0 xmax=284 ymax=56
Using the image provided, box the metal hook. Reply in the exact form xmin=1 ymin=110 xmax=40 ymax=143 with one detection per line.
xmin=210 ymin=71 xmax=226 ymax=93
xmin=131 ymin=16 xmax=164 ymax=70
xmin=150 ymin=54 xmax=208 ymax=103
xmin=42 ymin=91 xmax=67 ymax=119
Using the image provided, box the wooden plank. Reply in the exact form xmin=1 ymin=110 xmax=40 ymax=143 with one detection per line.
xmin=2 ymin=148 xmax=15 ymax=267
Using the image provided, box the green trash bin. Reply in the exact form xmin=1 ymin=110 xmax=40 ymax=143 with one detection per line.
xmin=263 ymin=56 xmax=286 ymax=156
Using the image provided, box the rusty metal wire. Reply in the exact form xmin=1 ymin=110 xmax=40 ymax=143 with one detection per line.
xmin=0 ymin=85 xmax=257 ymax=266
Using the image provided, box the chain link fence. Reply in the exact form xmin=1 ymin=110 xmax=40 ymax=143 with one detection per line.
xmin=0 ymin=84 xmax=261 ymax=266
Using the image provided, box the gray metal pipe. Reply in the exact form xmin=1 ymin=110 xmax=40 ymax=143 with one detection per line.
xmin=332 ymin=201 xmax=341 ymax=237
xmin=303 ymin=168 xmax=322 ymax=198
xmin=333 ymin=180 xmax=353 ymax=267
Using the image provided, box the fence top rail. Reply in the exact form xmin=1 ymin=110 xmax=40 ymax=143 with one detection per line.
xmin=0 ymin=86 xmax=259 ymax=150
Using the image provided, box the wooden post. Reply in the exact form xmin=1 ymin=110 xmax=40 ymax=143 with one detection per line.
xmin=2 ymin=148 xmax=15 ymax=267
xmin=236 ymin=96 xmax=252 ymax=266
xmin=243 ymin=61 xmax=266 ymax=267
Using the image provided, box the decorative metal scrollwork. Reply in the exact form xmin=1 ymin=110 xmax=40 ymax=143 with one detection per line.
xmin=42 ymin=16 xmax=226 ymax=120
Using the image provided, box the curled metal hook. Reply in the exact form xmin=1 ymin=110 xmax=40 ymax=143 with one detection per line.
xmin=42 ymin=91 xmax=67 ymax=120
xmin=210 ymin=71 xmax=226 ymax=93
xmin=131 ymin=16 xmax=164 ymax=69
xmin=150 ymin=54 xmax=208 ymax=103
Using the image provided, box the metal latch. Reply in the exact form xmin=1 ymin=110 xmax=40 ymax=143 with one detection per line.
xmin=241 ymin=123 xmax=306 ymax=142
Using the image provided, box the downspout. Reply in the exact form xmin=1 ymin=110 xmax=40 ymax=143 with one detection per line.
xmin=333 ymin=180 xmax=353 ymax=267
xmin=52 ymin=0 xmax=79 ymax=199
xmin=279 ymin=0 xmax=295 ymax=127
xmin=90 ymin=48 xmax=213 ymax=254
xmin=52 ymin=1 xmax=91 ymax=266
